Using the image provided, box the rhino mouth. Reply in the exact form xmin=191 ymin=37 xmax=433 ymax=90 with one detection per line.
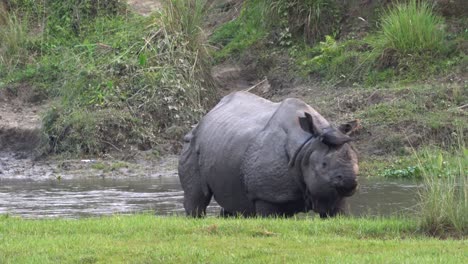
xmin=336 ymin=185 xmax=357 ymax=197
xmin=333 ymin=177 xmax=358 ymax=197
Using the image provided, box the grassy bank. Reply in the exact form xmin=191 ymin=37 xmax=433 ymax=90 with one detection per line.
xmin=1 ymin=0 xmax=217 ymax=155
xmin=212 ymin=0 xmax=466 ymax=85
xmin=1 ymin=215 xmax=466 ymax=263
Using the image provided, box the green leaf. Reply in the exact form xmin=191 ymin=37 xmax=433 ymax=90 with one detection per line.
xmin=139 ymin=53 xmax=147 ymax=66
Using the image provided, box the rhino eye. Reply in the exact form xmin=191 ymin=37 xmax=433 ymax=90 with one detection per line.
xmin=322 ymin=162 xmax=327 ymax=168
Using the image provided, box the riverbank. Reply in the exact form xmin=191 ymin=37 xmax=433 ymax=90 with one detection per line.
xmin=1 ymin=215 xmax=466 ymax=263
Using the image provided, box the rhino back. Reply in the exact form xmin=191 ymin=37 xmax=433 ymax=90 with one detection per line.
xmin=195 ymin=92 xmax=278 ymax=212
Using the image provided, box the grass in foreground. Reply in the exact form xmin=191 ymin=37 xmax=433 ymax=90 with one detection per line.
xmin=417 ymin=144 xmax=467 ymax=236
xmin=0 ymin=215 xmax=466 ymax=263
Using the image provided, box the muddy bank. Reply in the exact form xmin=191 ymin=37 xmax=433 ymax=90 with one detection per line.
xmin=0 ymin=86 xmax=45 ymax=154
xmin=0 ymin=151 xmax=179 ymax=180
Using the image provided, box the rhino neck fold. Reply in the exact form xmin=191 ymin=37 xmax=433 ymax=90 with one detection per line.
xmin=288 ymin=136 xmax=322 ymax=198
xmin=288 ymin=135 xmax=315 ymax=168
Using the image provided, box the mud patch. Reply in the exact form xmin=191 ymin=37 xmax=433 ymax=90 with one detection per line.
xmin=0 ymin=151 xmax=179 ymax=180
xmin=0 ymin=84 xmax=47 ymax=154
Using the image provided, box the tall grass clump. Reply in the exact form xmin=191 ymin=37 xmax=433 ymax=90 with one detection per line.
xmin=121 ymin=0 xmax=217 ymax=134
xmin=158 ymin=0 xmax=216 ymax=105
xmin=0 ymin=11 xmax=31 ymax=74
xmin=417 ymin=135 xmax=467 ymax=237
xmin=379 ymin=0 xmax=446 ymax=55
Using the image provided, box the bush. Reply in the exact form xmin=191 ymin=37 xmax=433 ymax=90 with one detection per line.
xmin=379 ymin=0 xmax=446 ymax=55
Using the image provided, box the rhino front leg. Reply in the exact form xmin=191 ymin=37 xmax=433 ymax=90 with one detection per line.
xmin=319 ymin=199 xmax=347 ymax=218
xmin=219 ymin=208 xmax=235 ymax=217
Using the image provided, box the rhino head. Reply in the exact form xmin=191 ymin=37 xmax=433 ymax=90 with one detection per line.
xmin=289 ymin=113 xmax=359 ymax=210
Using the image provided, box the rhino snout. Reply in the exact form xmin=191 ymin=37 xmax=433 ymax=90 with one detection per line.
xmin=333 ymin=175 xmax=358 ymax=197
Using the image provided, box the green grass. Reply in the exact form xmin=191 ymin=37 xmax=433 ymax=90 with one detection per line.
xmin=360 ymin=133 xmax=467 ymax=236
xmin=210 ymin=0 xmax=340 ymax=60
xmin=210 ymin=0 xmax=268 ymax=61
xmin=91 ymin=161 xmax=130 ymax=172
xmin=1 ymin=0 xmax=217 ymax=155
xmin=289 ymin=0 xmax=463 ymax=85
xmin=1 ymin=215 xmax=466 ymax=263
xmin=417 ymin=145 xmax=467 ymax=236
xmin=0 ymin=11 xmax=31 ymax=74
xmin=379 ymin=0 xmax=446 ymax=56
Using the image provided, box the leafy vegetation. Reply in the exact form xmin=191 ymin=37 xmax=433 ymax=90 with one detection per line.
xmin=212 ymin=0 xmax=465 ymax=85
xmin=381 ymin=165 xmax=422 ymax=179
xmin=1 ymin=0 xmax=217 ymax=155
xmin=211 ymin=0 xmax=340 ymax=61
xmin=1 ymin=215 xmax=467 ymax=263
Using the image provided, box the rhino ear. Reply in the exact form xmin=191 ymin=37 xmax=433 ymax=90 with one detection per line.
xmin=298 ymin=112 xmax=318 ymax=136
xmin=338 ymin=119 xmax=360 ymax=135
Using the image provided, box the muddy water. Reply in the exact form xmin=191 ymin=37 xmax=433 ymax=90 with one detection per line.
xmin=0 ymin=174 xmax=420 ymax=219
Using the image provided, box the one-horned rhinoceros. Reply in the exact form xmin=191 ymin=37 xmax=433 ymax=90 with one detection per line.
xmin=178 ymin=91 xmax=359 ymax=218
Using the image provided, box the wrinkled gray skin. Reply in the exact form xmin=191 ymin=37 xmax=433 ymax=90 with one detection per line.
xmin=178 ymin=91 xmax=358 ymax=218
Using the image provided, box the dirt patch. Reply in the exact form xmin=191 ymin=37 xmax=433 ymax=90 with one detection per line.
xmin=204 ymin=0 xmax=244 ymax=35
xmin=126 ymin=0 xmax=162 ymax=16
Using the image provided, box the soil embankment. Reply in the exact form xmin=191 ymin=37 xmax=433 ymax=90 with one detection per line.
xmin=0 ymin=85 xmax=45 ymax=153
xmin=0 ymin=0 xmax=165 ymax=177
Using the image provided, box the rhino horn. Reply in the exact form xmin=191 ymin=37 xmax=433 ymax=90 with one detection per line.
xmin=338 ymin=119 xmax=361 ymax=135
xmin=321 ymin=127 xmax=352 ymax=146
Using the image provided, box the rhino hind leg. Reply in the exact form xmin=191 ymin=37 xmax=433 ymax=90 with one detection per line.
xmin=178 ymin=138 xmax=212 ymax=217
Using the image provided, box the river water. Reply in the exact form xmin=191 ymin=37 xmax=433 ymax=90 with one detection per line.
xmin=0 ymin=155 xmax=421 ymax=218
